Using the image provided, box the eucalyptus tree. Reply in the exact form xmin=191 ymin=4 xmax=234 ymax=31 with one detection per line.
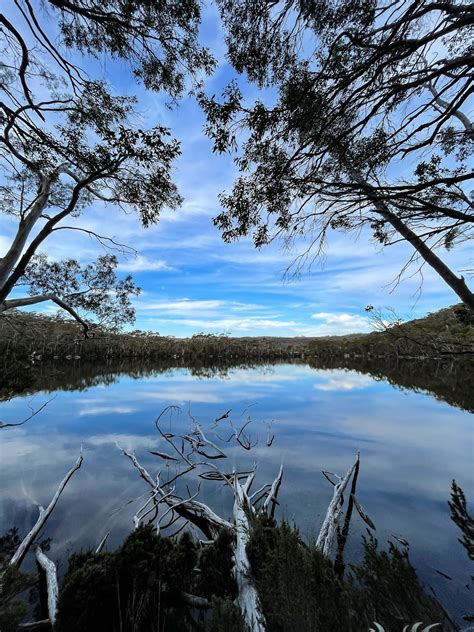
xmin=201 ymin=0 xmax=474 ymax=308
xmin=0 ymin=0 xmax=214 ymax=333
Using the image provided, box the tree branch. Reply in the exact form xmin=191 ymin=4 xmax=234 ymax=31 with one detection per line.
xmin=1 ymin=294 xmax=90 ymax=336
xmin=10 ymin=451 xmax=83 ymax=567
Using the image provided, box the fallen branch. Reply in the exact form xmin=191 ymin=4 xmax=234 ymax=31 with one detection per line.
xmin=17 ymin=620 xmax=52 ymax=630
xmin=10 ymin=451 xmax=83 ymax=567
xmin=262 ymin=464 xmax=283 ymax=519
xmin=118 ymin=446 xmax=232 ymax=538
xmin=316 ymin=452 xmax=360 ymax=557
xmin=335 ymin=456 xmax=360 ymax=579
xmin=0 ymin=398 xmax=54 ymax=429
xmin=35 ymin=546 xmax=58 ymax=625
xmin=232 ymin=470 xmax=267 ymax=632
xmin=95 ymin=532 xmax=109 ymax=554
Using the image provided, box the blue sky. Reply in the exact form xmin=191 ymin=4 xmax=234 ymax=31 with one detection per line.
xmin=1 ymin=2 xmax=472 ymax=337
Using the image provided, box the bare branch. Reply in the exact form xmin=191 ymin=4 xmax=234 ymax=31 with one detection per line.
xmin=316 ymin=452 xmax=360 ymax=557
xmin=10 ymin=451 xmax=83 ymax=567
xmin=0 ymin=397 xmax=54 ymax=429
xmin=1 ymin=294 xmax=90 ymax=336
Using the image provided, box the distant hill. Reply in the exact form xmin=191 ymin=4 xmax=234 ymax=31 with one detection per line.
xmin=308 ymin=304 xmax=474 ymax=359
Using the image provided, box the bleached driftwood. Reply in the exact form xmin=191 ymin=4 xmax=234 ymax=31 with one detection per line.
xmin=17 ymin=620 xmax=51 ymax=630
xmin=316 ymin=452 xmax=360 ymax=557
xmin=120 ymin=411 xmax=286 ymax=631
xmin=232 ymin=471 xmax=267 ymax=632
xmin=121 ymin=411 xmax=369 ymax=630
xmin=95 ymin=532 xmax=110 ymax=554
xmin=262 ymin=464 xmax=283 ymax=518
xmin=10 ymin=452 xmax=83 ymax=567
xmin=118 ymin=446 xmax=232 ymax=538
xmin=35 ymin=546 xmax=58 ymax=625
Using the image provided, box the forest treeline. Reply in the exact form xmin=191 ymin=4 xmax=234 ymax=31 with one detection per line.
xmin=1 ymin=305 xmax=473 ymax=364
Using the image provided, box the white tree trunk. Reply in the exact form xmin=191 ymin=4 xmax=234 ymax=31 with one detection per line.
xmin=35 ymin=546 xmax=58 ymax=626
xmin=316 ymin=453 xmax=359 ymax=557
xmin=232 ymin=474 xmax=267 ymax=632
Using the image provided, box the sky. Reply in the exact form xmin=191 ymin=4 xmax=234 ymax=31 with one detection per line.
xmin=1 ymin=2 xmax=472 ymax=337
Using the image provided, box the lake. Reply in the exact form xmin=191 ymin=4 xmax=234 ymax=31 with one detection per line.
xmin=1 ymin=358 xmax=472 ymax=625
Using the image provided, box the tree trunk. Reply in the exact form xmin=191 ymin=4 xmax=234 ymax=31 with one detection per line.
xmin=349 ymin=167 xmax=474 ymax=310
xmin=0 ymin=174 xmax=52 ymax=290
xmin=35 ymin=547 xmax=58 ymax=626
xmin=232 ymin=474 xmax=267 ymax=632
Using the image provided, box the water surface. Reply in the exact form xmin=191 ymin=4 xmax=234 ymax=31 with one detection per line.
xmin=1 ymin=359 xmax=472 ymax=623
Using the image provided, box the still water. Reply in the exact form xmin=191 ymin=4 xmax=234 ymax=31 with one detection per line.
xmin=0 ymin=360 xmax=472 ymax=622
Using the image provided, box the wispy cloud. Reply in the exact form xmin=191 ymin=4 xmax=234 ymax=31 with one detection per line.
xmin=310 ymin=312 xmax=372 ymax=335
xmin=79 ymin=406 xmax=138 ymax=416
xmin=313 ymin=371 xmax=374 ymax=392
xmin=118 ymin=255 xmax=174 ymax=272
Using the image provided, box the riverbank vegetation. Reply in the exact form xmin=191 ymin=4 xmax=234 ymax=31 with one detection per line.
xmin=1 ymin=519 xmax=457 ymax=632
xmin=1 ymin=305 xmax=473 ymax=365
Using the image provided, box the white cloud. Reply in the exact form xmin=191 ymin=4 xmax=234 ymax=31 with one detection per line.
xmin=118 ymin=255 xmax=174 ymax=272
xmin=85 ymin=434 xmax=156 ymax=451
xmin=310 ymin=312 xmax=372 ymax=335
xmin=313 ymin=371 xmax=374 ymax=392
xmin=148 ymin=316 xmax=300 ymax=333
xmin=78 ymin=406 xmax=137 ymax=416
xmin=142 ymin=388 xmax=225 ymax=403
xmin=136 ymin=298 xmax=226 ymax=317
xmin=0 ymin=234 xmax=12 ymax=257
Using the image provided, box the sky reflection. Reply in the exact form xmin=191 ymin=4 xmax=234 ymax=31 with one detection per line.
xmin=0 ymin=363 xmax=472 ymax=621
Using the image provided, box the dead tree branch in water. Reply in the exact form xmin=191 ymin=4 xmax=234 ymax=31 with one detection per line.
xmin=35 ymin=547 xmax=58 ymax=626
xmin=0 ymin=397 xmax=55 ymax=429
xmin=10 ymin=451 xmax=83 ymax=567
xmin=119 ymin=407 xmax=373 ymax=630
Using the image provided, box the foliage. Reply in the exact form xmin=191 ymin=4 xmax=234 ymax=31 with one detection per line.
xmin=0 ymin=0 xmax=214 ymax=330
xmin=350 ymin=534 xmax=449 ymax=631
xmin=1 ymin=505 xmax=461 ymax=631
xmin=449 ymin=481 xmax=474 ymax=562
xmin=55 ymin=525 xmax=200 ymax=632
xmin=308 ymin=305 xmax=474 ymax=360
xmin=247 ymin=520 xmax=358 ymax=631
xmin=55 ymin=525 xmax=241 ymax=632
xmin=2 ymin=303 xmax=472 ymax=365
xmin=49 ymin=0 xmax=215 ymax=97
xmin=199 ymin=528 xmax=238 ymax=601
xmin=0 ymin=529 xmax=36 ymax=632
xmin=22 ymin=253 xmax=140 ymax=330
xmin=202 ymin=0 xmax=474 ymax=307
xmin=208 ymin=597 xmax=245 ymax=632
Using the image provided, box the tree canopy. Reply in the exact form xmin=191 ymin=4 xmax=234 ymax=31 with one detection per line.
xmin=201 ymin=0 xmax=474 ymax=308
xmin=0 ymin=0 xmax=214 ymax=332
